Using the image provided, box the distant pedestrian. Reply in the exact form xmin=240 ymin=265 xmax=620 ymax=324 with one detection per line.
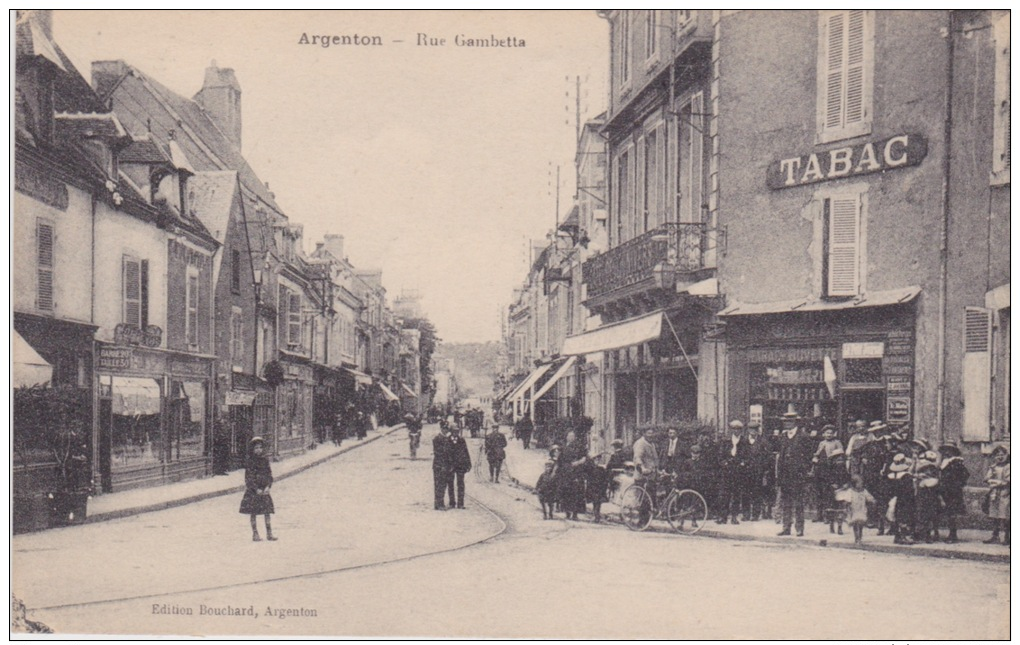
xmin=448 ymin=427 xmax=472 ymax=509
xmin=536 ymin=461 xmax=557 ymax=519
xmin=239 ymin=437 xmax=276 ymax=542
xmin=983 ymin=445 xmax=1010 ymax=545
xmin=838 ymin=474 xmax=875 ymax=545
xmin=484 ymin=425 xmax=508 ymax=483
xmin=432 ymin=424 xmax=453 ymax=510
xmin=937 ymin=443 xmax=969 ymax=543
xmin=516 ymin=416 xmax=534 ymax=450
xmin=559 ymin=431 xmax=588 ymax=520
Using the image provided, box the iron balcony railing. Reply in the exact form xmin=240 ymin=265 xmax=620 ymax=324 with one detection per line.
xmin=582 ymin=222 xmax=706 ymax=298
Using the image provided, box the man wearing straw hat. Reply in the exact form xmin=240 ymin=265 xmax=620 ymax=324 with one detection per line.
xmin=776 ymin=410 xmax=813 ymax=537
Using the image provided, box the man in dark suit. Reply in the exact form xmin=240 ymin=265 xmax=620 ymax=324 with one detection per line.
xmin=776 ymin=411 xmax=814 ymax=536
xmin=660 ymin=427 xmax=684 ymax=474
xmin=432 ymin=424 xmax=452 ymax=510
xmin=447 ymin=427 xmax=473 ymax=509
xmin=717 ymin=420 xmax=752 ymax=524
xmin=745 ymin=420 xmax=770 ymax=521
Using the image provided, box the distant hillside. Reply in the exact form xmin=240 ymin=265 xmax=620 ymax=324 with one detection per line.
xmin=435 ymin=342 xmax=501 ymax=399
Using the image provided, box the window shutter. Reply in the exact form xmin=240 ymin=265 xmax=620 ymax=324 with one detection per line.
xmin=187 ymin=274 xmax=199 ymax=346
xmin=691 ymin=92 xmax=704 ymax=222
xmin=962 ymin=307 xmax=993 ymax=441
xmin=278 ymin=285 xmax=288 ymax=348
xmin=36 ymin=220 xmax=54 ymax=311
xmin=123 ymin=256 xmax=141 ymax=326
xmin=824 ymin=11 xmax=846 ymax=130
xmin=288 ymin=293 xmax=302 ymax=347
xmin=140 ymin=260 xmax=149 ymax=328
xmin=827 ymin=196 xmax=861 ymax=296
xmin=844 ymin=10 xmax=866 ymax=126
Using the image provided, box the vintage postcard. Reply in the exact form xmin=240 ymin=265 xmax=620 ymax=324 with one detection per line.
xmin=10 ymin=9 xmax=1010 ymax=639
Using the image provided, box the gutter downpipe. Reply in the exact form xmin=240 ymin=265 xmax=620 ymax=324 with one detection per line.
xmin=935 ymin=10 xmax=954 ymax=446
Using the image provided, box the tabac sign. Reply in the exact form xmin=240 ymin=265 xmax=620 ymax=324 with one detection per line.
xmin=767 ymin=134 xmax=928 ymax=189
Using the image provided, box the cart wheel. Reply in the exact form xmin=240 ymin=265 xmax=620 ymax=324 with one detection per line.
xmin=667 ymin=489 xmax=708 ymax=535
xmin=620 ymin=485 xmax=653 ymax=531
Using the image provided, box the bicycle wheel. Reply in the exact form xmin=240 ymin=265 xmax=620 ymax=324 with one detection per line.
xmin=619 ymin=485 xmax=653 ymax=531
xmin=666 ymin=489 xmax=708 ymax=535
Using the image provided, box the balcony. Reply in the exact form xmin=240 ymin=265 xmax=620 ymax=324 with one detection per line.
xmin=582 ymin=222 xmax=710 ymax=311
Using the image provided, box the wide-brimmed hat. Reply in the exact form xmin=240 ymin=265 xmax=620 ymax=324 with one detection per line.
xmin=729 ymin=419 xmax=745 ymax=429
xmin=868 ymin=421 xmax=888 ymax=433
xmin=249 ymin=436 xmax=265 ymax=446
xmin=888 ymin=454 xmax=912 ymax=473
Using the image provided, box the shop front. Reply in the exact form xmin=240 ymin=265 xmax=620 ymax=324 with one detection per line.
xmin=720 ymin=288 xmax=919 ymax=441
xmin=313 ymin=365 xmax=355 ymax=444
xmin=95 ymin=342 xmax=214 ymax=492
xmin=278 ymin=353 xmax=314 ymax=456
xmin=225 ymin=372 xmax=275 ymax=470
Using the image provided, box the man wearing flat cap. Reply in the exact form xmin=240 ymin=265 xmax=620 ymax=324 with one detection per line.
xmin=776 ymin=411 xmax=813 ymax=536
xmin=717 ymin=420 xmax=751 ymax=524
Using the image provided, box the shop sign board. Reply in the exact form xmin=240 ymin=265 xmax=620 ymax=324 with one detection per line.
xmin=767 ymin=134 xmax=927 ymax=189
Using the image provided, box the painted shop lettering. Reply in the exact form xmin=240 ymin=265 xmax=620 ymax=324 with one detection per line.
xmin=766 ymin=134 xmax=927 ymax=190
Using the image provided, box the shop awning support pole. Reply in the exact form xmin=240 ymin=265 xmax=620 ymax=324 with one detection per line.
xmin=664 ymin=314 xmax=699 ymax=383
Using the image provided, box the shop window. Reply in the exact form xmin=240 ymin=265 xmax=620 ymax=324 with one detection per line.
xmin=844 ymin=358 xmax=882 ymax=385
xmin=992 ymin=13 xmax=1010 ymax=182
xmin=36 ymin=219 xmax=54 ymax=312
xmin=108 ymin=376 xmax=163 ymax=469
xmin=817 ymin=10 xmax=873 ymax=143
xmin=169 ymin=380 xmax=206 ymax=461
xmin=962 ymin=307 xmax=992 ymax=442
xmin=822 ymin=193 xmax=862 ymax=297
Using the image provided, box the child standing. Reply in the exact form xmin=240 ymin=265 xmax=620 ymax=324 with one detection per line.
xmin=840 ymin=474 xmax=875 ymax=545
xmin=913 ymin=451 xmax=941 ymax=543
xmin=536 ymin=461 xmax=557 ymax=519
xmin=983 ymin=445 xmax=1010 ymax=545
xmin=937 ymin=443 xmax=969 ymax=543
xmin=239 ymin=436 xmax=276 ymax=541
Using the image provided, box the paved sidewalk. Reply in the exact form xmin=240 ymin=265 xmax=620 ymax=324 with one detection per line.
xmin=85 ymin=424 xmax=405 ymax=523
xmin=501 ymin=436 xmax=1010 ymax=564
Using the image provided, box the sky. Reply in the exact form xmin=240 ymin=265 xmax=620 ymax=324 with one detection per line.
xmin=54 ymin=10 xmax=609 ymax=344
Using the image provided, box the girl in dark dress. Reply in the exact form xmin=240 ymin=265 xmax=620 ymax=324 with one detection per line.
xmin=239 ymin=436 xmax=276 ymax=541
xmin=937 ymin=444 xmax=969 ymax=543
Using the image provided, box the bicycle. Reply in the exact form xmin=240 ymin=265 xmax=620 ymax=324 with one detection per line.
xmin=619 ymin=471 xmax=708 ymax=535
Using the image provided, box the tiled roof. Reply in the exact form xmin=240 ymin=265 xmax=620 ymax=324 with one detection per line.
xmin=119 ymin=136 xmax=172 ymax=165
xmin=15 ymin=13 xmax=104 ymax=114
xmin=54 ymin=112 xmax=128 ymax=139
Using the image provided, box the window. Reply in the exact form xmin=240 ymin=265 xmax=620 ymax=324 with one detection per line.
xmin=36 ymin=219 xmax=54 ymax=311
xmin=642 ymin=124 xmax=664 ymax=232
xmin=992 ymin=13 xmax=1010 ymax=181
xmin=962 ymin=307 xmax=993 ymax=441
xmin=817 ymin=10 xmax=873 ymax=143
xmin=645 ymin=10 xmax=658 ymax=60
xmin=231 ymin=307 xmax=243 ymax=364
xmin=619 ymin=12 xmax=631 ymax=86
xmin=614 ymin=148 xmax=633 ymax=245
xmin=677 ymin=93 xmax=706 ymax=223
xmin=231 ymin=249 xmax=241 ymax=294
xmin=676 ymin=10 xmax=694 ymax=29
xmin=186 ymin=268 xmax=199 ymax=347
xmin=822 ymin=193 xmax=862 ymax=297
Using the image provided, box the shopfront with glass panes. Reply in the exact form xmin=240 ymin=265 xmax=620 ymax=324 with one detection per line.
xmin=95 ymin=343 xmax=214 ymax=492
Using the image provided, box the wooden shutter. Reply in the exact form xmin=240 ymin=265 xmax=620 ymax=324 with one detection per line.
xmin=140 ymin=260 xmax=149 ymax=328
xmin=288 ymin=293 xmax=302 ymax=347
xmin=826 ymin=195 xmax=861 ymax=296
xmin=278 ymin=284 xmax=289 ymax=348
xmin=123 ymin=256 xmax=141 ymax=326
xmin=823 ymin=11 xmax=846 ymax=130
xmin=36 ymin=220 xmax=54 ymax=311
xmin=844 ymin=10 xmax=866 ymax=126
xmin=962 ymin=307 xmax=993 ymax=442
xmin=187 ymin=273 xmax=199 ymax=346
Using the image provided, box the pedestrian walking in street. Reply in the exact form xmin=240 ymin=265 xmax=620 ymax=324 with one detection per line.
xmin=239 ymin=437 xmax=276 ymax=542
xmin=447 ymin=427 xmax=472 ymax=509
xmin=516 ymin=416 xmax=534 ymax=450
xmin=559 ymin=431 xmax=588 ymax=520
xmin=983 ymin=445 xmax=1010 ymax=545
xmin=536 ymin=460 xmax=557 ymax=519
xmin=776 ymin=411 xmax=813 ymax=537
xmin=838 ymin=474 xmax=875 ymax=545
xmin=717 ymin=420 xmax=751 ymax=525
xmin=484 ymin=424 xmax=508 ymax=482
xmin=937 ymin=443 xmax=969 ymax=543
xmin=432 ymin=424 xmax=453 ymax=510
xmin=584 ymin=455 xmax=610 ymax=523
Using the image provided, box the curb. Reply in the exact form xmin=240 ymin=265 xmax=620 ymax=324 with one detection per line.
xmin=85 ymin=424 xmax=405 ymax=524
xmin=509 ymin=474 xmax=1008 ymax=564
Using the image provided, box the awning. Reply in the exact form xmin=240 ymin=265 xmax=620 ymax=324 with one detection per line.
xmin=561 ymin=310 xmax=664 ymax=356
xmin=225 ymin=390 xmax=257 ymax=406
xmin=379 ymin=383 xmax=400 ymax=402
xmin=506 ymin=363 xmax=554 ymax=403
xmin=401 ymin=383 xmax=417 ymax=398
xmin=719 ymin=286 xmax=921 ymax=317
xmin=532 ymin=356 xmax=577 ymax=402
xmin=495 ymin=377 xmax=524 ymax=402
xmin=680 ymin=276 xmax=718 ymax=296
xmin=343 ymin=367 xmax=373 ymax=386
xmin=12 ymin=330 xmax=52 ymax=388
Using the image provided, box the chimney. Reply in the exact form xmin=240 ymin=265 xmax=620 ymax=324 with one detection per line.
xmin=323 ymin=234 xmax=345 ymax=260
xmin=193 ymin=60 xmax=242 ymax=150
